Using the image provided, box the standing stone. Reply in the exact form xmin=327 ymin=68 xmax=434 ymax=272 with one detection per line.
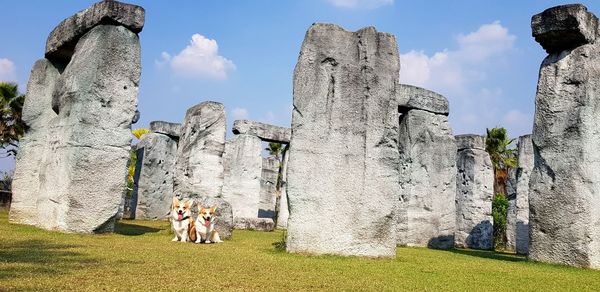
xmin=276 ymin=147 xmax=290 ymax=229
xmin=286 ymin=24 xmax=400 ymax=257
xmin=529 ymin=4 xmax=600 ymax=269
xmin=174 ymin=102 xmax=226 ymax=198
xmin=505 ymin=167 xmax=517 ymax=251
xmin=396 ymin=85 xmax=456 ymax=249
xmin=37 ymin=24 xmax=140 ymax=233
xmin=259 ymin=157 xmax=279 ymax=219
xmin=10 ymin=59 xmax=60 ymax=225
xmin=10 ymin=1 xmax=144 ymax=233
xmin=222 ymin=134 xmax=262 ymax=219
xmin=133 ymin=133 xmax=178 ymax=220
xmin=455 ymin=135 xmax=494 ymax=250
xmin=515 ymin=135 xmax=532 ymax=255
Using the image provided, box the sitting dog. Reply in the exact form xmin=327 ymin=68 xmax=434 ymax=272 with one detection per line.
xmin=170 ymin=196 xmax=193 ymax=242
xmin=194 ymin=206 xmax=222 ymax=244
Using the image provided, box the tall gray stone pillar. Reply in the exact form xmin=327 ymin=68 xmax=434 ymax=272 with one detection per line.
xmin=286 ymin=24 xmax=400 ymax=257
xmin=455 ymin=135 xmax=494 ymax=250
xmin=529 ymin=4 xmax=600 ymax=268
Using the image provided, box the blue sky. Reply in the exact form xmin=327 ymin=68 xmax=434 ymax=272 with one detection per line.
xmin=1 ymin=0 xmax=599 ymax=173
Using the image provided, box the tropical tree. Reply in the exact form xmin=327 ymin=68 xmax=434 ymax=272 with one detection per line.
xmin=127 ymin=128 xmax=150 ymax=188
xmin=265 ymin=142 xmax=283 ymax=161
xmin=485 ymin=127 xmax=517 ymax=198
xmin=0 ymin=82 xmax=25 ymax=157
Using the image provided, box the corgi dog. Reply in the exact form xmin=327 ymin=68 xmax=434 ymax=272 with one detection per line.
xmin=194 ymin=206 xmax=223 ymax=244
xmin=170 ymin=196 xmax=193 ymax=242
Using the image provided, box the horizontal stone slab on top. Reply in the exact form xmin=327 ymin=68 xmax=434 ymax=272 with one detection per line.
xmin=149 ymin=121 xmax=181 ymax=138
xmin=397 ymin=84 xmax=449 ymax=115
xmin=532 ymin=4 xmax=599 ymax=54
xmin=232 ymin=120 xmax=291 ymax=143
xmin=46 ymin=0 xmax=145 ymax=61
xmin=455 ymin=134 xmax=486 ymax=151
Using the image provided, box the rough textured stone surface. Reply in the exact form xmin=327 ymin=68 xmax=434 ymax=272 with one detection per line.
xmin=10 ymin=59 xmax=60 ymax=226
xmin=174 ymin=102 xmax=226 ymax=198
xmin=232 ymin=120 xmax=291 ymax=143
xmin=188 ymin=194 xmax=234 ymax=239
xmin=234 ymin=217 xmax=275 ymax=231
xmin=396 ymin=84 xmax=449 ymax=115
xmin=133 ymin=133 xmax=177 ymax=220
xmin=222 ymin=134 xmax=262 ymax=219
xmin=455 ymin=135 xmax=494 ymax=250
xmin=505 ymin=167 xmax=518 ymax=252
xmin=46 ymin=0 xmax=145 ymax=61
xmin=396 ymin=109 xmax=456 ymax=249
xmin=149 ymin=121 xmax=181 ymax=139
xmin=12 ymin=24 xmax=141 ymax=233
xmin=530 ymin=7 xmax=600 ymax=267
xmin=515 ymin=135 xmax=532 ymax=255
xmin=276 ymin=147 xmax=290 ymax=229
xmin=259 ymin=157 xmax=279 ymax=219
xmin=286 ymin=23 xmax=400 ymax=257
xmin=532 ymin=4 xmax=599 ymax=54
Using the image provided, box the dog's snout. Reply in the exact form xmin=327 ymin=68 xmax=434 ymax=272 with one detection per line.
xmin=178 ymin=210 xmax=183 ymax=214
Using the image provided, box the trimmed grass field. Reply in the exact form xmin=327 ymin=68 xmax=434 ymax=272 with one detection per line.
xmin=1 ymin=211 xmax=599 ymax=291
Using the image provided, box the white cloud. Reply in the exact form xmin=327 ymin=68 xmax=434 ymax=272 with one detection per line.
xmin=326 ymin=0 xmax=393 ymax=9
xmin=160 ymin=34 xmax=235 ymax=80
xmin=0 ymin=58 xmax=16 ymax=82
xmin=399 ymin=22 xmax=520 ymax=135
xmin=400 ymin=21 xmax=515 ymax=95
xmin=231 ymin=107 xmax=249 ymax=121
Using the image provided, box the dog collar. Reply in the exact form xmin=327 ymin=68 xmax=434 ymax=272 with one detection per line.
xmin=177 ymin=216 xmax=190 ymax=221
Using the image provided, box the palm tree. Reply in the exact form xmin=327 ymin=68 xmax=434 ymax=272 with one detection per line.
xmin=485 ymin=127 xmax=517 ymax=198
xmin=0 ymin=82 xmax=25 ymax=158
xmin=265 ymin=142 xmax=283 ymax=161
xmin=127 ymin=128 xmax=150 ymax=188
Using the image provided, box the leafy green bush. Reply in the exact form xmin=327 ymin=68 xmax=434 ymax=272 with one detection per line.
xmin=492 ymin=193 xmax=509 ymax=250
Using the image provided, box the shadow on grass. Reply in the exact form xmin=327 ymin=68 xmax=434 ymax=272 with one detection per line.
xmin=447 ymin=248 xmax=527 ymax=262
xmin=0 ymin=240 xmax=99 ymax=279
xmin=114 ymin=221 xmax=162 ymax=236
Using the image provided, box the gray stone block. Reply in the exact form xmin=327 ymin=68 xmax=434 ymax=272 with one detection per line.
xmin=234 ymin=217 xmax=275 ymax=231
xmin=397 ymin=84 xmax=449 ymax=115
xmin=133 ymin=133 xmax=178 ymax=220
xmin=286 ymin=23 xmax=400 ymax=257
xmin=149 ymin=121 xmax=181 ymax=139
xmin=530 ymin=9 xmax=600 ymax=266
xmin=232 ymin=120 xmax=291 ymax=143
xmin=174 ymin=101 xmax=226 ymax=198
xmin=455 ymin=134 xmax=494 ymax=250
xmin=222 ymin=134 xmax=262 ymax=219
xmin=396 ymin=109 xmax=456 ymax=249
xmin=532 ymin=4 xmax=599 ymax=54
xmin=259 ymin=157 xmax=279 ymax=219
xmin=46 ymin=0 xmax=145 ymax=61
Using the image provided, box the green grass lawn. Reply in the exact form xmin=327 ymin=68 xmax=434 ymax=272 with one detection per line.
xmin=1 ymin=211 xmax=599 ymax=291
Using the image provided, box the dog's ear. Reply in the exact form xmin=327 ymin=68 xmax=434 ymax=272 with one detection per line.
xmin=199 ymin=206 xmax=205 ymax=213
xmin=210 ymin=206 xmax=217 ymax=213
xmin=187 ymin=199 xmax=194 ymax=208
xmin=183 ymin=199 xmax=192 ymax=209
xmin=172 ymin=196 xmax=180 ymax=206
